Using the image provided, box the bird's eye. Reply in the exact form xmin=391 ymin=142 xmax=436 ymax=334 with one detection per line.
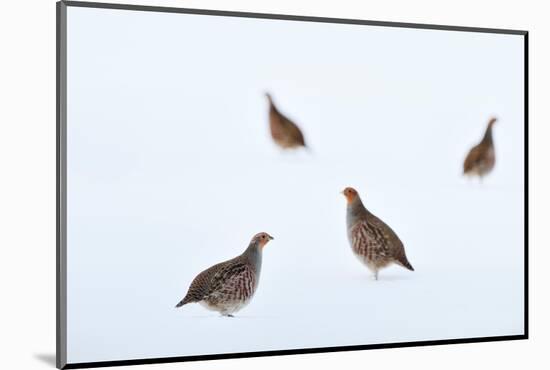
xmin=262 ymin=235 xmax=265 ymax=239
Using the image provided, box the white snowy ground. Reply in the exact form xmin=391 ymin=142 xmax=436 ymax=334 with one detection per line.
xmin=66 ymin=7 xmax=525 ymax=364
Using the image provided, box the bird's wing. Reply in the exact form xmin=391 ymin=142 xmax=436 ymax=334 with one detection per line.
xmin=368 ymin=214 xmax=412 ymax=269
xmin=180 ymin=260 xmax=229 ymax=304
xmin=206 ymin=261 xmax=256 ymax=298
xmin=463 ymin=143 xmax=487 ymax=173
xmin=281 ymin=115 xmax=306 ymax=146
xmin=351 ymin=219 xmax=392 ymax=259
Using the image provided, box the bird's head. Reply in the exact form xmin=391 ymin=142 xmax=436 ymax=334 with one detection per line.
xmin=488 ymin=117 xmax=497 ymax=127
xmin=341 ymin=187 xmax=359 ymax=204
xmin=251 ymin=232 xmax=274 ymax=250
xmin=265 ymin=92 xmax=274 ymax=105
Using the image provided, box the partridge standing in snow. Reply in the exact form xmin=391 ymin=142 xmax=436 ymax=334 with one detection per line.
xmin=463 ymin=117 xmax=497 ymax=179
xmin=266 ymin=93 xmax=307 ymax=150
xmin=342 ymin=187 xmax=414 ymax=280
xmin=175 ymin=232 xmax=274 ymax=317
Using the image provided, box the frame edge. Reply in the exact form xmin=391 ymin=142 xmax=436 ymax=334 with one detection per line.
xmin=57 ymin=2 xmax=529 ymax=368
xmin=57 ymin=1 xmax=68 ymax=369
xmin=523 ymin=31 xmax=529 ymax=339
xmin=62 ymin=0 xmax=527 ymax=35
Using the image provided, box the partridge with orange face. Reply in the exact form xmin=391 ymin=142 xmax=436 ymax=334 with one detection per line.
xmin=463 ymin=117 xmax=497 ymax=179
xmin=266 ymin=93 xmax=307 ymax=150
xmin=342 ymin=187 xmax=414 ymax=280
xmin=175 ymin=232 xmax=274 ymax=317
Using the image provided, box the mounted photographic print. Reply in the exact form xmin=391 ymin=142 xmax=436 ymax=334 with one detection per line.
xmin=56 ymin=1 xmax=528 ymax=368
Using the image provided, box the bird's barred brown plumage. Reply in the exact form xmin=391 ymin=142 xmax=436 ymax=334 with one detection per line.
xmin=343 ymin=187 xmax=414 ymax=280
xmin=175 ymin=232 xmax=273 ymax=317
xmin=265 ymin=93 xmax=307 ymax=149
xmin=350 ymin=221 xmax=391 ymax=265
xmin=463 ymin=117 xmax=497 ymax=179
xmin=207 ymin=262 xmax=257 ymax=304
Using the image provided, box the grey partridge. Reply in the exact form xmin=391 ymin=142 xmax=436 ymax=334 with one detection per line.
xmin=463 ymin=117 xmax=497 ymax=178
xmin=342 ymin=187 xmax=414 ymax=280
xmin=175 ymin=232 xmax=274 ymax=317
xmin=266 ymin=93 xmax=307 ymax=149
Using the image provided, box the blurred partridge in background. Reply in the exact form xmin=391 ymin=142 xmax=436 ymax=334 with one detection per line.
xmin=265 ymin=92 xmax=307 ymax=150
xmin=463 ymin=117 xmax=497 ymax=179
xmin=175 ymin=232 xmax=274 ymax=317
xmin=342 ymin=187 xmax=414 ymax=280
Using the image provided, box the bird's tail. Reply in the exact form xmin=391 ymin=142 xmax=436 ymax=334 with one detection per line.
xmin=175 ymin=295 xmax=192 ymax=308
xmin=400 ymin=259 xmax=414 ymax=271
xmin=395 ymin=255 xmax=414 ymax=271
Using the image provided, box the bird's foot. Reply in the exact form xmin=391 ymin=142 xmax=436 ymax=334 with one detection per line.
xmin=222 ymin=314 xmax=235 ymax=318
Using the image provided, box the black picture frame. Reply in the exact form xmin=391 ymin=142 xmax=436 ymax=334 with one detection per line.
xmin=56 ymin=1 xmax=529 ymax=368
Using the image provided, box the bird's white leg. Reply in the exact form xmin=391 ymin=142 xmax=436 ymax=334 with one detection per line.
xmin=374 ymin=270 xmax=379 ymax=281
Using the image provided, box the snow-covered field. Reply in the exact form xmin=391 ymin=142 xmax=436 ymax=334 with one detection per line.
xmin=66 ymin=7 xmax=525 ymax=364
